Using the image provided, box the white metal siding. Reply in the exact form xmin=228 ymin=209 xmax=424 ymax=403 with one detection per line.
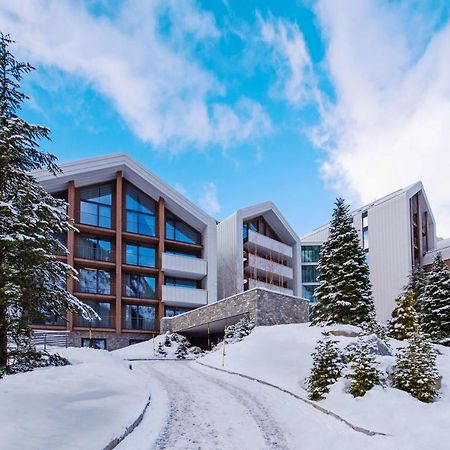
xmin=161 ymin=253 xmax=207 ymax=279
xmin=162 ymin=285 xmax=208 ymax=307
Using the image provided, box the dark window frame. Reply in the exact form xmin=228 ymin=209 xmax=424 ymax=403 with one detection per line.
xmin=125 ymin=184 xmax=156 ymax=236
xmin=125 ymin=243 xmax=156 ymax=267
xmin=79 ymin=184 xmax=113 ymax=229
xmin=78 ymin=267 xmax=112 ymax=295
xmin=81 ymin=338 xmax=107 ymax=350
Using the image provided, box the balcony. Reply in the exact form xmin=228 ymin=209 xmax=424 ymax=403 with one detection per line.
xmin=246 ymin=278 xmax=294 ymax=296
xmin=244 ymin=229 xmax=293 ymax=260
xmin=246 ymin=253 xmax=294 ymax=281
xmin=162 ymin=285 xmax=207 ymax=308
xmin=162 ymin=253 xmax=207 ymax=280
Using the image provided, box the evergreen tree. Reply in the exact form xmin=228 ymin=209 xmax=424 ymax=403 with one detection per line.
xmin=407 ymin=266 xmax=427 ymax=304
xmin=225 ymin=314 xmax=255 ymax=343
xmin=394 ymin=332 xmax=439 ymax=403
xmin=175 ymin=341 xmax=189 ymax=359
xmin=419 ymin=254 xmax=450 ymax=346
xmin=306 ymin=332 xmax=342 ymax=400
xmin=346 ymin=341 xmax=381 ymax=397
xmin=164 ymin=333 xmax=172 ymax=347
xmin=388 ymin=291 xmax=419 ymax=340
xmin=157 ymin=342 xmax=167 ymax=358
xmin=0 ymin=35 xmax=95 ymax=374
xmin=312 ymin=198 xmax=375 ymax=326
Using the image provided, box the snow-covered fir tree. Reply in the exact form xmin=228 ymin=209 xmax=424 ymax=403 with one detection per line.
xmin=306 ymin=332 xmax=342 ymax=400
xmin=394 ymin=332 xmax=439 ymax=403
xmin=418 ymin=254 xmax=450 ymax=346
xmin=346 ymin=341 xmax=381 ymax=397
xmin=311 ymin=198 xmax=376 ymax=327
xmin=164 ymin=333 xmax=172 ymax=347
xmin=225 ymin=314 xmax=255 ymax=343
xmin=175 ymin=341 xmax=189 ymax=359
xmin=407 ymin=266 xmax=427 ymax=303
xmin=157 ymin=342 xmax=167 ymax=358
xmin=388 ymin=291 xmax=419 ymax=340
xmin=0 ymin=34 xmax=95 ymax=375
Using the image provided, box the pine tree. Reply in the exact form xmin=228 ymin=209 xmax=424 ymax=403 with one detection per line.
xmin=407 ymin=266 xmax=427 ymax=304
xmin=157 ymin=342 xmax=167 ymax=358
xmin=0 ymin=35 xmax=95 ymax=374
xmin=225 ymin=314 xmax=255 ymax=343
xmin=175 ymin=341 xmax=188 ymax=359
xmin=164 ymin=333 xmax=172 ymax=347
xmin=306 ymin=333 xmax=342 ymax=400
xmin=388 ymin=291 xmax=419 ymax=340
xmin=346 ymin=341 xmax=381 ymax=397
xmin=394 ymin=332 xmax=439 ymax=403
xmin=311 ymin=198 xmax=376 ymax=326
xmin=419 ymin=254 xmax=450 ymax=346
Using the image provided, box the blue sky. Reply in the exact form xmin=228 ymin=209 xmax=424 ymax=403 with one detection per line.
xmin=2 ymin=1 xmax=450 ymax=236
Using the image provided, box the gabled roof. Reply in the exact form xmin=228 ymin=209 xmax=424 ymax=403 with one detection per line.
xmin=302 ymin=181 xmax=432 ymax=241
xmin=234 ymin=201 xmax=300 ymax=246
xmin=33 ymin=153 xmax=215 ymax=231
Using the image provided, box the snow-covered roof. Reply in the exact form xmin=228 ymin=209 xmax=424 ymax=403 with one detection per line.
xmin=301 ymin=181 xmax=431 ymax=241
xmin=33 ymin=153 xmax=215 ymax=232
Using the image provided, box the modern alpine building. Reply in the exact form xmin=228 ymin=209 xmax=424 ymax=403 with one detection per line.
xmin=301 ymin=182 xmax=437 ymax=321
xmin=32 ymin=154 xmax=217 ymax=350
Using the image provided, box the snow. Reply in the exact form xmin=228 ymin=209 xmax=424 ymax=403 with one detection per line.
xmin=200 ymin=323 xmax=450 ymax=449
xmin=0 ymin=347 xmax=151 ymax=450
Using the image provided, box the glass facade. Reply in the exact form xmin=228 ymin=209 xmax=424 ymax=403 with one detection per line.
xmin=301 ymin=245 xmax=321 ymax=263
xmin=78 ymin=268 xmax=111 ymax=295
xmin=165 ymin=277 xmax=198 ymax=289
xmin=79 ymin=236 xmax=112 ymax=261
xmin=302 ymin=285 xmax=318 ymax=303
xmin=124 ymin=273 xmax=156 ymax=298
xmin=302 ymin=265 xmax=319 ymax=283
xmin=166 ymin=212 xmax=200 ymax=244
xmin=80 ymin=184 xmax=112 ymax=228
xmin=125 ymin=185 xmax=156 ymax=236
xmin=125 ymin=243 xmax=156 ymax=267
xmin=362 ymin=211 xmax=369 ymax=252
xmin=123 ymin=304 xmax=156 ymax=330
xmin=165 ymin=306 xmax=190 ymax=317
xmin=30 ymin=308 xmax=66 ymax=326
xmin=78 ymin=301 xmax=111 ymax=328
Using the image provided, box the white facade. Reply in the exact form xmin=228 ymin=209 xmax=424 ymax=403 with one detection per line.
xmin=301 ymin=182 xmax=437 ymax=322
xmin=217 ymin=202 xmax=301 ymax=299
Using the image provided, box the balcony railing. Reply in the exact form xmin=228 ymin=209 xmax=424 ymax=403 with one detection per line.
xmin=162 ymin=285 xmax=207 ymax=307
xmin=245 ymin=229 xmax=293 ymax=259
xmin=247 ymin=278 xmax=294 ymax=296
xmin=161 ymin=252 xmax=207 ymax=280
xmin=246 ymin=253 xmax=294 ymax=280
xmin=76 ymin=314 xmax=113 ymax=329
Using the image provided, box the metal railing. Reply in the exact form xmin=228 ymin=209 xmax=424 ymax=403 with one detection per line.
xmin=32 ymin=330 xmax=69 ymax=351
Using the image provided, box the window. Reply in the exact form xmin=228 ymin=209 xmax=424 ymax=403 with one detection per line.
xmin=54 ymin=233 xmax=67 ymax=256
xmin=301 ymin=246 xmax=321 ymax=263
xmin=30 ymin=308 xmax=66 ymax=327
xmin=123 ymin=304 xmax=156 ymax=330
xmin=165 ymin=277 xmax=198 ymax=289
xmin=302 ymin=285 xmax=318 ymax=303
xmin=79 ymin=236 xmax=112 ymax=261
xmin=165 ymin=306 xmax=190 ymax=317
xmin=80 ymin=184 xmax=112 ymax=228
xmin=125 ymin=185 xmax=156 ymax=236
xmin=165 ymin=249 xmax=199 ymax=259
xmin=243 ymin=223 xmax=249 ymax=240
xmin=124 ymin=274 xmax=156 ymax=298
xmin=250 ymin=220 xmax=258 ymax=232
xmin=78 ymin=268 xmax=111 ymax=295
xmin=362 ymin=211 xmax=369 ymax=251
xmin=78 ymin=301 xmax=111 ymax=328
xmin=302 ymin=265 xmax=319 ymax=283
xmin=125 ymin=243 xmax=156 ymax=267
xmin=166 ymin=212 xmax=200 ymax=244
xmin=81 ymin=338 xmax=107 ymax=350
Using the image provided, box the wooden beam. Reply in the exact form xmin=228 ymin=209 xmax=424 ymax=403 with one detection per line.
xmin=115 ymin=172 xmax=123 ymax=333
xmin=66 ymin=180 xmax=76 ymax=331
xmin=157 ymin=197 xmax=165 ymax=325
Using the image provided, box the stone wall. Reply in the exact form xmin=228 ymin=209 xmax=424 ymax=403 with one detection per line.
xmin=161 ymin=288 xmax=309 ymax=334
xmin=68 ymin=330 xmax=155 ymax=351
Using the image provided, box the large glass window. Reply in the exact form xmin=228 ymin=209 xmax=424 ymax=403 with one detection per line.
xmin=301 ymin=246 xmax=321 ymax=263
xmin=302 ymin=285 xmax=318 ymax=303
xmin=166 ymin=212 xmax=200 ymax=244
xmin=123 ymin=304 xmax=156 ymax=330
xmin=30 ymin=308 xmax=66 ymax=327
xmin=78 ymin=268 xmax=111 ymax=295
xmin=125 ymin=243 xmax=156 ymax=267
xmin=165 ymin=249 xmax=199 ymax=259
xmin=165 ymin=306 xmax=190 ymax=317
xmin=79 ymin=236 xmax=112 ymax=261
xmin=124 ymin=274 xmax=156 ymax=298
xmin=362 ymin=211 xmax=369 ymax=252
xmin=302 ymin=265 xmax=319 ymax=283
xmin=78 ymin=301 xmax=111 ymax=328
xmin=125 ymin=185 xmax=156 ymax=236
xmin=165 ymin=277 xmax=198 ymax=289
xmin=81 ymin=338 xmax=107 ymax=349
xmin=80 ymin=184 xmax=112 ymax=228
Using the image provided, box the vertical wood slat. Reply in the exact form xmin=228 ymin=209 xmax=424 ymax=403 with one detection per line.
xmin=157 ymin=197 xmax=165 ymax=325
xmin=66 ymin=180 xmax=76 ymax=331
xmin=115 ymin=172 xmax=123 ymax=332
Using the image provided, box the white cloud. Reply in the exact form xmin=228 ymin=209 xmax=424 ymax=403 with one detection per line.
xmin=198 ymin=182 xmax=220 ymax=215
xmin=0 ymin=0 xmax=270 ymax=150
xmin=258 ymin=13 xmax=314 ymax=106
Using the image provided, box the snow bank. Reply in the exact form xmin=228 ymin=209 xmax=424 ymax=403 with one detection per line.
xmin=200 ymin=323 xmax=450 ymax=450
xmin=0 ymin=347 xmax=151 ymax=450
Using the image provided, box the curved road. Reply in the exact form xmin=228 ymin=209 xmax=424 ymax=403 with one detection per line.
xmin=117 ymin=361 xmax=389 ymax=450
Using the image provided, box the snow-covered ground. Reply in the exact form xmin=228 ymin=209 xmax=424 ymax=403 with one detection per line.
xmin=0 ymin=347 xmax=151 ymax=450
xmin=201 ymin=323 xmax=450 ymax=450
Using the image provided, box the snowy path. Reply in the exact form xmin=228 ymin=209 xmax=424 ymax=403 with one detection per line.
xmin=117 ymin=361 xmax=390 ymax=450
